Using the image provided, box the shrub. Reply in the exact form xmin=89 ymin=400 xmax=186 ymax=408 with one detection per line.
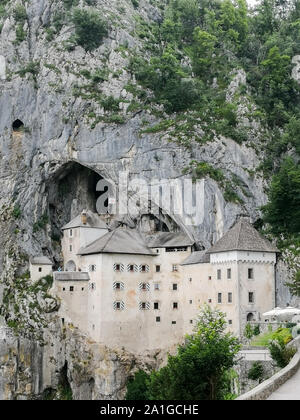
xmin=244 ymin=323 xmax=254 ymax=341
xmin=72 ymin=8 xmax=108 ymax=51
xmin=247 ymin=362 xmax=264 ymax=383
xmin=12 ymin=205 xmax=21 ymax=219
xmin=253 ymin=325 xmax=260 ymax=336
xmin=268 ymin=336 xmax=296 ymax=368
xmin=125 ymin=370 xmax=149 ymax=400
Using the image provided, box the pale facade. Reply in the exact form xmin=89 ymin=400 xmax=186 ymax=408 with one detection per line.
xmin=29 ymin=256 xmax=53 ymax=283
xmin=51 ymin=214 xmax=278 ymax=352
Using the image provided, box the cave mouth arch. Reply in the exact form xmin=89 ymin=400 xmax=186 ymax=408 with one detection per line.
xmin=47 ymin=161 xmax=105 ymax=241
xmin=12 ymin=119 xmax=24 ymax=132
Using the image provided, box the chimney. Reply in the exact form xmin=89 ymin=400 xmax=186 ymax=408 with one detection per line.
xmin=81 ymin=210 xmax=87 ymax=225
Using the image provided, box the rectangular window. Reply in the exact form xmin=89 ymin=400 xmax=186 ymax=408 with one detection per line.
xmin=69 ymin=245 xmax=72 ymax=252
xmin=62 ymin=287 xmax=65 ymax=291
xmin=115 ymin=264 xmax=120 ymax=272
xmin=227 ymin=268 xmax=231 ymax=279
xmin=189 ymin=300 xmax=193 ymax=304
xmin=173 ymin=283 xmax=178 ymax=291
xmin=228 ymin=292 xmax=232 ymax=303
xmin=229 ymin=320 xmax=232 ymax=325
xmin=141 ymin=265 xmax=146 ymax=272
xmin=141 ymin=302 xmax=146 ymax=309
xmin=129 ymin=265 xmax=134 ymax=272
xmin=156 ymin=317 xmax=160 ymax=322
xmin=217 ymin=269 xmax=221 ymax=280
xmin=172 ymin=321 xmax=176 ymax=324
xmin=248 ymin=268 xmax=254 ymax=279
xmin=208 ymin=299 xmax=212 ymax=303
xmin=218 ymin=293 xmax=222 ymax=304
xmin=190 ymin=320 xmax=193 ymax=324
xmin=154 ymin=283 xmax=160 ymax=290
xmin=156 ymin=265 xmax=161 ymax=272
xmin=154 ymin=302 xmax=159 ymax=310
xmin=208 ymin=276 xmax=212 ymax=280
xmin=70 ymin=229 xmax=73 ymax=237
xmin=116 ymin=302 xmax=121 ymax=309
xmin=70 ymin=286 xmax=74 ymax=292
xmin=249 ymin=292 xmax=254 ymax=303
xmin=172 ymin=265 xmax=178 ymax=272
xmin=115 ymin=283 xmax=121 ymax=289
xmin=173 ymin=302 xmax=178 ymax=309
xmin=81 ymin=287 xmax=84 ymax=291
xmin=38 ymin=267 xmax=42 ymax=272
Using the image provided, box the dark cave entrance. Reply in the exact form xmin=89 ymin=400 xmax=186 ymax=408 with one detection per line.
xmin=12 ymin=119 xmax=24 ymax=132
xmin=47 ymin=162 xmax=103 ymax=241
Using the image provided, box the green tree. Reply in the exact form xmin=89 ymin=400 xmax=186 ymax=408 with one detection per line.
xmin=262 ymin=157 xmax=300 ymax=235
xmin=247 ymin=362 xmax=264 ymax=383
xmin=72 ymin=8 xmax=108 ymax=51
xmin=147 ymin=306 xmax=241 ymax=400
xmin=125 ymin=370 xmax=150 ymax=400
xmin=244 ymin=322 xmax=254 ymax=341
xmin=286 ymin=270 xmax=300 ymax=297
xmin=192 ymin=28 xmax=217 ymax=81
xmin=268 ymin=335 xmax=296 ymax=368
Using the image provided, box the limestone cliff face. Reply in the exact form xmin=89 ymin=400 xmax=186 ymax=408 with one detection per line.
xmin=0 ymin=0 xmax=298 ymax=399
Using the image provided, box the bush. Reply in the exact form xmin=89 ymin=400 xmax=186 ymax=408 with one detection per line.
xmin=247 ymin=362 xmax=264 ymax=383
xmin=125 ymin=370 xmax=149 ymax=400
xmin=72 ymin=8 xmax=108 ymax=51
xmin=268 ymin=336 xmax=296 ymax=368
xmin=253 ymin=325 xmax=260 ymax=336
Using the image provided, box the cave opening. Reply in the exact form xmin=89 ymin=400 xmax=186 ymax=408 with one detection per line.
xmin=12 ymin=119 xmax=24 ymax=132
xmin=47 ymin=162 xmax=103 ymax=242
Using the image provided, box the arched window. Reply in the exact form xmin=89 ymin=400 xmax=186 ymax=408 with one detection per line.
xmin=247 ymin=312 xmax=254 ymax=322
xmin=65 ymin=260 xmax=76 ymax=272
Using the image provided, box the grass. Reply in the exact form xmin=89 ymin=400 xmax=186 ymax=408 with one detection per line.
xmin=250 ymin=327 xmax=293 ymax=347
xmin=250 ymin=331 xmax=275 ymax=347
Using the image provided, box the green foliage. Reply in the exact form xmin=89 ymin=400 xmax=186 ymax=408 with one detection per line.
xmin=17 ymin=61 xmax=40 ymax=80
xmin=286 ymin=270 xmax=300 ymax=297
xmin=146 ymin=305 xmax=241 ymax=400
xmin=71 ymin=8 xmax=108 ymax=51
xmin=247 ymin=362 xmax=264 ymax=383
xmin=63 ymin=0 xmax=79 ymax=9
xmin=268 ymin=336 xmax=296 ymax=368
xmin=131 ymin=0 xmax=139 ymax=8
xmin=12 ymin=205 xmax=21 ymax=219
xmin=253 ymin=324 xmax=260 ymax=336
xmin=13 ymin=5 xmax=27 ymax=23
xmin=125 ymin=370 xmax=150 ymax=400
xmin=244 ymin=323 xmax=254 ymax=340
xmin=262 ymin=157 xmax=300 ymax=236
xmin=33 ymin=213 xmax=49 ymax=233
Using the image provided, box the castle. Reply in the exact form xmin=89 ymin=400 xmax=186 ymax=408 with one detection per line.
xmin=30 ymin=211 xmax=278 ymax=353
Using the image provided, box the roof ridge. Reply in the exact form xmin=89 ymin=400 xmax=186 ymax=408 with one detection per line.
xmin=102 ymin=229 xmax=117 ymax=252
xmin=236 ymin=218 xmax=243 ymax=249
